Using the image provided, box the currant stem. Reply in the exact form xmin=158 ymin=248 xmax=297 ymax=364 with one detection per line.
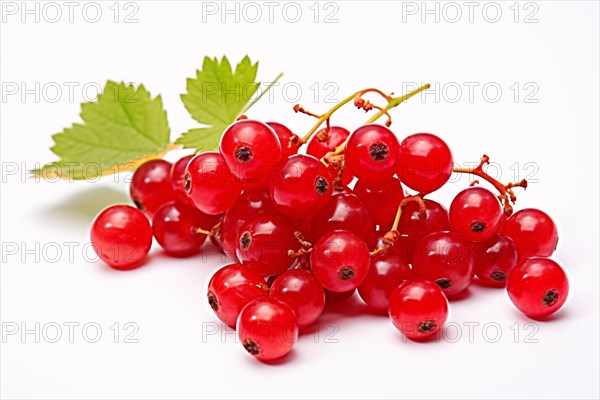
xmin=363 ymin=83 xmax=430 ymax=124
xmin=256 ymin=282 xmax=269 ymax=291
xmin=356 ymin=88 xmax=392 ymax=102
xmin=299 ymin=92 xmax=359 ymax=143
xmin=331 ymin=142 xmax=347 ymax=157
xmin=322 ymin=152 xmax=344 ymax=168
xmin=321 ymin=83 xmax=431 ymax=166
xmin=315 ymin=124 xmax=331 ymax=142
xmin=294 ymin=104 xmax=323 ymax=119
xmin=294 ymin=231 xmax=312 ymax=250
xmin=371 ymin=195 xmax=426 ymax=256
xmin=287 ymin=231 xmax=313 ymax=259
xmin=210 ymin=221 xmax=222 ymax=240
xmin=332 ymin=163 xmax=347 ymax=191
xmin=391 ymin=195 xmax=427 ymax=231
xmin=453 ymin=154 xmax=528 ymax=216
xmin=191 ymin=221 xmax=222 ymax=238
xmin=192 ymin=227 xmax=211 ymax=236
xmin=288 ymin=248 xmax=313 ymax=258
xmin=298 ymin=87 xmax=400 ymax=144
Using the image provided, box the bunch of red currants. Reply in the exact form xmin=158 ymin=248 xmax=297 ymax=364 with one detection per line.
xmin=91 ymin=119 xmax=568 ymax=362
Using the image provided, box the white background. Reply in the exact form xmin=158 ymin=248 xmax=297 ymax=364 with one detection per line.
xmin=1 ymin=1 xmax=599 ymax=399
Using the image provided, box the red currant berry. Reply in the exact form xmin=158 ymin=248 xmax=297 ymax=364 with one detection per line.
xmin=310 ymin=230 xmax=370 ymax=292
xmin=237 ymin=297 xmax=299 ymax=361
xmin=270 ymin=269 xmax=325 ymax=328
xmin=270 ymin=154 xmax=332 ymax=218
xmin=353 ymin=177 xmax=405 ymax=230
xmin=507 ymin=257 xmax=569 ymax=319
xmin=169 ymin=154 xmax=195 ymax=205
xmin=237 ymin=211 xmax=300 ymax=276
xmin=220 ymin=120 xmax=281 ymax=189
xmin=91 ymin=205 xmax=152 ymax=270
xmin=395 ymin=199 xmax=450 ymax=264
xmin=388 ymin=279 xmax=449 ymax=341
xmin=221 ymin=189 xmax=276 ymax=261
xmin=412 ymin=231 xmax=474 ymax=297
xmin=473 ymin=234 xmax=518 ymax=287
xmin=185 ymin=152 xmax=243 ymax=215
xmin=152 ymin=201 xmax=220 ymax=258
xmin=358 ymin=253 xmax=413 ymax=312
xmin=207 ymin=264 xmax=268 ymax=327
xmin=311 ymin=192 xmax=376 ymax=248
xmin=130 ymin=159 xmax=176 ymax=218
xmin=396 ymin=133 xmax=453 ymax=194
xmin=345 ymin=124 xmax=399 ymax=186
xmin=267 ymin=122 xmax=299 ymax=159
xmin=500 ymin=208 xmax=558 ymax=260
xmin=306 ymin=126 xmax=350 ymax=159
xmin=449 ymin=187 xmax=503 ymax=242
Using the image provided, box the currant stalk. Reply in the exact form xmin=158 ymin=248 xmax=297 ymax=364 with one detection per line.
xmin=324 ymin=83 xmax=431 ymax=163
xmin=296 ymin=84 xmax=430 ymax=150
xmin=371 ymin=194 xmax=427 ymax=256
xmin=452 ymin=155 xmax=528 ymax=216
xmin=297 ymin=88 xmax=392 ymax=144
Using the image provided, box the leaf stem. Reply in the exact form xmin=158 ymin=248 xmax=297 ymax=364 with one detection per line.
xmin=242 ymin=72 xmax=284 ymax=114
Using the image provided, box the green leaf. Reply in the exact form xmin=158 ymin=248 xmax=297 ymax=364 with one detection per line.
xmin=33 ymin=81 xmax=171 ymax=180
xmin=173 ymin=127 xmax=222 ymax=151
xmin=176 ymin=55 xmax=261 ymax=151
